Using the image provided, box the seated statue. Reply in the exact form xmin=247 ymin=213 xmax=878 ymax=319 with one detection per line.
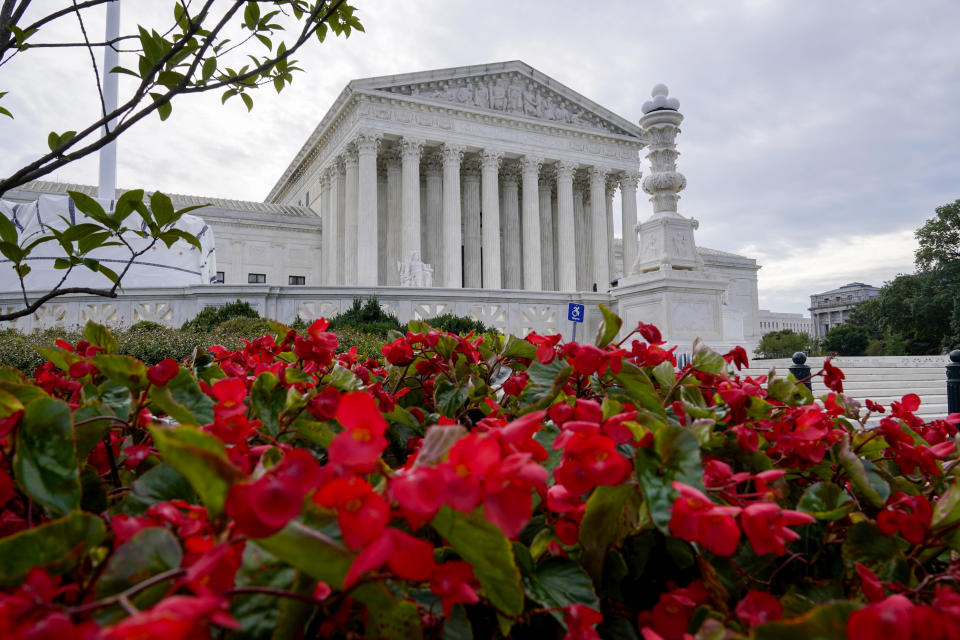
xmin=398 ymin=251 xmax=433 ymax=288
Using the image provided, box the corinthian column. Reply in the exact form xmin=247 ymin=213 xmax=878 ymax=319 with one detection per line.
xmin=441 ymin=143 xmax=464 ymax=288
xmin=501 ymin=162 xmax=521 ymax=289
xmin=462 ymin=157 xmax=482 ymax=288
xmin=377 ymin=161 xmax=388 ymax=284
xmin=538 ymin=167 xmax=555 ymax=290
xmin=588 ymin=167 xmax=609 ymax=291
xmin=520 ymin=155 xmax=542 ymax=290
xmin=334 ymin=159 xmax=345 ymax=283
xmin=319 ymin=167 xmax=331 ymax=283
xmin=555 ymin=161 xmax=576 ymax=292
xmin=384 ymin=146 xmax=402 ymax=285
xmin=355 ymin=131 xmax=381 ymax=286
xmin=605 ymin=175 xmax=616 ymax=281
xmin=619 ymin=171 xmax=640 ymax=279
xmin=343 ymin=145 xmax=359 ymax=285
xmin=479 ymin=150 xmax=502 ymax=289
xmin=423 ymin=150 xmax=443 ymax=284
xmin=573 ymin=173 xmax=587 ymax=291
xmin=400 ymin=138 xmax=423 ymax=270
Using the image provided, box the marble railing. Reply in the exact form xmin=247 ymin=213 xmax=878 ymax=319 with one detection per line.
xmin=1 ymin=285 xmax=614 ymax=341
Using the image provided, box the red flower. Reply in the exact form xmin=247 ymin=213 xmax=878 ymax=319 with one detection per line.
xmin=391 ymin=465 xmax=445 ymax=521
xmin=101 ymin=596 xmax=237 ymax=639
xmin=876 ymin=492 xmax=932 ymax=544
xmin=645 ymin=580 xmax=709 ymax=640
xmin=0 ymin=409 xmax=24 ymax=439
xmin=343 ymin=528 xmax=436 ymax=588
xmin=68 ymin=361 xmax=97 ymax=379
xmin=526 ymin=331 xmax=562 ymax=364
xmin=668 ymin=482 xmax=741 ymax=556
xmin=147 ymin=358 xmax=180 ymax=386
xmin=306 ymin=386 xmax=340 ymax=420
xmin=855 ymin=562 xmax=888 ymax=603
xmin=313 ymin=476 xmax=389 ymax=549
xmin=562 ymin=604 xmax=603 ymax=640
xmin=225 ymin=450 xmax=320 ymax=538
xmin=430 ymin=561 xmax=481 ymax=617
xmin=821 ymin=358 xmax=844 ymax=393
xmin=637 ymin=322 xmax=664 ymax=345
xmin=723 ymin=346 xmax=750 ymax=371
xmin=734 ymin=590 xmax=782 ymax=627
xmin=382 ymin=337 xmax=414 ymax=366
xmin=740 ymin=502 xmax=814 ymax=556
xmin=328 ymin=392 xmax=389 ymax=468
xmin=554 ymin=432 xmax=631 ymax=495
xmin=846 ymin=594 xmax=914 ymax=640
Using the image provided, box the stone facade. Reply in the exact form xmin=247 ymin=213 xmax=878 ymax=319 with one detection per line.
xmin=809 ymin=282 xmax=880 ymax=339
xmin=757 ymin=309 xmax=812 ymax=336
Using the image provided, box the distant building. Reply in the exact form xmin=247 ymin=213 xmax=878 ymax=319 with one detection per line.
xmin=809 ymin=282 xmax=880 ymax=339
xmin=757 ymin=309 xmax=811 ymax=336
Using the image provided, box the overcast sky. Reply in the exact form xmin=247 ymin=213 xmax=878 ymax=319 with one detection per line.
xmin=1 ymin=0 xmax=958 ymax=314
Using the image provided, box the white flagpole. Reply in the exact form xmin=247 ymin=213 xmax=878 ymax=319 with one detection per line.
xmin=97 ymin=0 xmax=121 ymax=200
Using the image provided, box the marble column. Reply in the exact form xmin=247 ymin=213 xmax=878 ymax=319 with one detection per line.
xmin=343 ymin=145 xmax=359 ymax=285
xmin=377 ymin=161 xmax=388 ymax=284
xmin=619 ymin=171 xmax=640 ymax=280
xmin=555 ymin=161 xmax=577 ymax=292
xmin=462 ymin=157 xmax=482 ymax=288
xmin=520 ymin=155 xmax=542 ymax=291
xmin=319 ymin=167 xmax=331 ymax=283
xmin=538 ymin=166 xmax=555 ymax=291
xmin=355 ymin=131 xmax=380 ymax=286
xmin=335 ymin=159 xmax=346 ymax=284
xmin=573 ymin=174 xmax=587 ymax=291
xmin=441 ymin=143 xmax=464 ymax=288
xmin=385 ymin=146 xmax=402 ymax=285
xmin=605 ymin=176 xmax=616 ymax=282
xmin=400 ymin=138 xmax=423 ymax=268
xmin=501 ymin=162 xmax=521 ymax=289
xmin=588 ymin=167 xmax=609 ymax=291
xmin=423 ymin=150 xmax=443 ymax=284
xmin=479 ymin=150 xmax=502 ymax=289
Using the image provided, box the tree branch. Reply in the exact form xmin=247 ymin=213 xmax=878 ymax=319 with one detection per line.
xmin=0 ymin=287 xmax=116 ymax=322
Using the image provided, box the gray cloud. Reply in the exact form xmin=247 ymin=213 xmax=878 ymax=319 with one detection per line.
xmin=1 ymin=0 xmax=958 ymax=314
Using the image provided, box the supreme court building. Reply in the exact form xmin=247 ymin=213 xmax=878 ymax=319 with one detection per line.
xmin=265 ymin=60 xmax=644 ymax=294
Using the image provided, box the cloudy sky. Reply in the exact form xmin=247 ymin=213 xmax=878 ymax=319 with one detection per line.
xmin=1 ymin=0 xmax=958 ymax=314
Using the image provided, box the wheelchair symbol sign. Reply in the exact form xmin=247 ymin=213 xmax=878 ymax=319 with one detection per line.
xmin=568 ymin=303 xmax=585 ymax=323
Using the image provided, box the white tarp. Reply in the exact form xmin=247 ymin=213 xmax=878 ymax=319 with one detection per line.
xmin=0 ymin=193 xmax=216 ymax=292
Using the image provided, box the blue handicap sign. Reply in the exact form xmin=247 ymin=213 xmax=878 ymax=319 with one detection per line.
xmin=568 ymin=303 xmax=585 ymax=323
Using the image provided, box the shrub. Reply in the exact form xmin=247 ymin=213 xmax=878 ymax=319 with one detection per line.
xmin=326 ymin=296 xmax=402 ymax=336
xmin=424 ymin=312 xmax=493 ymax=335
xmin=0 ymin=314 xmax=958 ymax=639
xmin=754 ymin=328 xmax=812 ymax=359
xmin=180 ymin=299 xmax=259 ymax=333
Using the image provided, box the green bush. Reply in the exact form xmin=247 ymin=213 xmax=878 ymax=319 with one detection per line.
xmin=180 ymin=299 xmax=259 ymax=333
xmin=423 ymin=313 xmax=492 ymax=335
xmin=327 ymin=297 xmax=402 ymax=336
xmin=333 ymin=326 xmax=388 ymax=360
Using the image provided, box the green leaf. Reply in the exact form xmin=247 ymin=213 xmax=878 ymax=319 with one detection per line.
xmin=14 ymin=397 xmax=80 ymax=515
xmin=442 ymin=605 xmax=473 ymax=640
xmin=149 ymin=424 xmax=245 ymax=517
xmin=251 ymin=372 xmax=285 ymax=436
xmin=502 ymin=335 xmax=537 ymax=360
xmin=150 ymin=191 xmax=175 ymax=227
xmin=253 ymin=519 xmax=353 ymax=588
xmin=367 ymin=600 xmax=423 ymax=640
xmin=837 ymin=437 xmax=887 ymax=509
xmin=594 ymin=304 xmax=622 ymax=348
xmin=434 ymin=377 xmax=469 ymax=419
xmin=610 ymin=363 xmax=667 ymax=420
xmin=842 ymin=521 xmax=906 ymax=583
xmin=0 ymin=512 xmax=104 ymax=585
xmin=753 ymin=601 xmax=860 ymax=640
xmin=155 ymin=96 xmax=172 ymax=121
xmin=147 ymin=368 xmax=214 ymax=425
xmin=523 ymin=557 xmax=599 ymax=626
xmin=68 ymin=191 xmax=108 ymax=224
xmin=691 ymin=337 xmax=725 ymax=375
xmin=240 ymin=92 xmax=254 ymax=111
xmin=517 ymin=358 xmax=571 ymax=413
xmin=933 ymin=476 xmax=960 ymax=531
xmin=431 ymin=505 xmax=524 ymax=617
xmin=797 ymin=482 xmax=855 ymax=521
xmin=579 ymin=484 xmax=646 ymax=582
xmin=634 ymin=424 xmax=703 ymax=533
xmin=115 ymin=463 xmax=197 ymax=515
xmin=91 ymin=354 xmax=148 ymax=392
xmin=322 ymin=364 xmax=361 ymax=392
xmin=97 ymin=527 xmax=182 ymax=599
xmin=201 ymin=56 xmax=217 ymax=82
xmin=83 ymin=321 xmax=119 ymax=354
xmin=0 ymin=214 xmax=17 ymax=244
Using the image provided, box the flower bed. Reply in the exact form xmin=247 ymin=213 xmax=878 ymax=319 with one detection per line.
xmin=0 ymin=306 xmax=957 ymax=639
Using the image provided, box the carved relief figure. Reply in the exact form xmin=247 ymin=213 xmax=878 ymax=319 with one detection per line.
xmin=671 ymin=231 xmax=691 ymax=257
xmin=554 ymin=100 xmax=571 ymax=123
xmin=507 ymin=78 xmax=524 ymax=113
xmin=523 ymin=82 xmax=541 ymax=117
xmin=399 ymin=251 xmax=433 ymax=288
xmin=542 ymin=96 xmax=556 ymax=120
xmin=456 ymin=83 xmax=472 ymax=104
xmin=473 ymin=82 xmax=490 ymax=108
xmin=491 ymin=77 xmax=508 ymax=110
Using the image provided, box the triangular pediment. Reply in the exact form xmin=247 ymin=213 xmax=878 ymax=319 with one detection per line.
xmin=351 ymin=61 xmax=643 ymax=139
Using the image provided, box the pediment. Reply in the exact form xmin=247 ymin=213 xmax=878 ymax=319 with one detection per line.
xmin=353 ymin=62 xmax=642 ymax=139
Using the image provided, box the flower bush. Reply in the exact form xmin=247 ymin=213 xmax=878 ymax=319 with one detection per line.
xmin=0 ymin=306 xmax=958 ymax=639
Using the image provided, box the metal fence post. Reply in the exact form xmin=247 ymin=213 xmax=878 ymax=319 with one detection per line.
xmin=947 ymin=350 xmax=960 ymax=414
xmin=790 ymin=352 xmax=813 ymax=392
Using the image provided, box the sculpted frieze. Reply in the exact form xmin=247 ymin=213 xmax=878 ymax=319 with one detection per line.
xmin=379 ymin=72 xmax=630 ymax=136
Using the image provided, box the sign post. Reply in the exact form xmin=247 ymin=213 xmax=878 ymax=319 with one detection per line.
xmin=568 ymin=302 xmax=584 ymax=342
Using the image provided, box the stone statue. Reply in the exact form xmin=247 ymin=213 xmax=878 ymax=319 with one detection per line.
xmin=398 ymin=251 xmax=433 ymax=288
xmin=507 ymin=78 xmax=523 ymax=113
xmin=491 ymin=78 xmax=508 ymax=110
xmin=456 ymin=83 xmax=472 ymax=104
xmin=473 ymin=82 xmax=490 ymax=108
xmin=523 ymin=83 xmax=541 ymax=117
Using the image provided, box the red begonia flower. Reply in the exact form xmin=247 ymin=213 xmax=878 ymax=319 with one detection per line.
xmin=147 ymin=358 xmax=180 ymax=386
xmin=101 ymin=596 xmax=237 ymax=639
xmin=562 ymin=604 xmax=603 ymax=640
xmin=740 ymin=502 xmax=814 ymax=556
xmin=734 ymin=590 xmax=782 ymax=627
xmin=382 ymin=337 xmax=415 ymax=366
xmin=328 ymin=392 xmax=389 ymax=468
xmin=822 ymin=358 xmax=844 ymax=393
xmin=668 ymin=482 xmax=741 ymax=556
xmin=430 ymin=561 xmax=480 ymax=617
xmin=846 ymin=594 xmax=914 ymax=640
xmin=855 ymin=562 xmax=887 ymax=603
xmin=306 ymin=386 xmax=340 ymax=420
xmin=876 ymin=492 xmax=933 ymax=544
xmin=313 ymin=476 xmax=390 ymax=549
xmin=391 ymin=465 xmax=445 ymax=518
